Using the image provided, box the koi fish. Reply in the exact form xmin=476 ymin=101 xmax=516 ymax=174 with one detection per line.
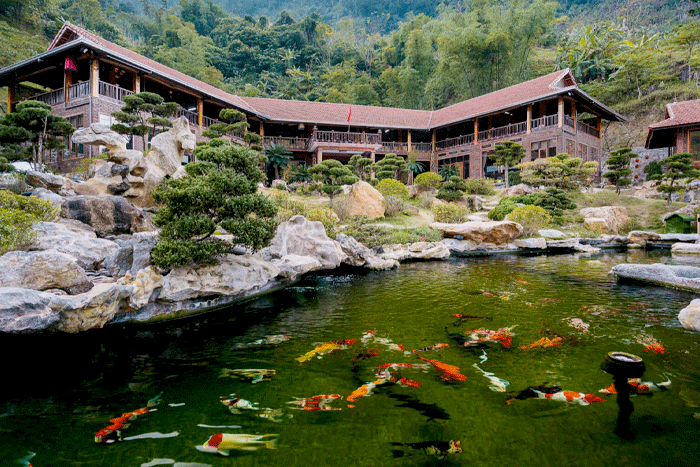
xmin=17 ymin=451 xmax=36 ymax=467
xmin=361 ymin=330 xmax=377 ymax=343
xmin=197 ymin=433 xmax=277 ymax=456
xmin=360 ymin=332 xmax=405 ymax=352
xmin=451 ymin=314 xmax=492 ymax=320
xmin=599 ymin=375 xmax=672 ymax=395
xmin=540 ymin=298 xmax=562 ymax=303
xmin=416 ymin=355 xmax=467 ymax=382
xmin=219 ymin=368 xmax=276 ymax=383
xmin=296 ymin=339 xmax=356 ymax=363
xmin=376 ymin=363 xmax=431 ymax=372
xmin=234 ymin=334 xmax=290 ymax=348
xmin=288 ymin=394 xmax=342 ymax=411
xmin=464 ymin=327 xmax=515 ymax=349
xmin=516 ymin=280 xmax=535 ymax=286
xmin=637 ymin=337 xmax=666 ymax=354
xmin=347 ymin=378 xmax=387 ymax=407
xmin=518 ymin=337 xmax=563 ymax=349
xmin=472 ymin=351 xmax=509 ymax=392
xmin=507 ymin=385 xmax=604 ymax=406
xmin=483 ymin=292 xmax=495 ymax=297
xmin=220 ymin=394 xmax=259 ymax=413
xmin=561 ymin=317 xmax=589 ymax=332
xmin=352 ymin=349 xmax=379 ymax=363
xmin=406 ymin=343 xmax=449 ymax=354
xmin=505 ymin=384 xmax=562 ymax=405
xmin=94 ymin=393 xmax=161 ymax=443
xmin=391 ymin=440 xmax=462 ymax=458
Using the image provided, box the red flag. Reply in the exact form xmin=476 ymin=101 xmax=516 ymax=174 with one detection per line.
xmin=346 ymin=105 xmax=352 ymax=123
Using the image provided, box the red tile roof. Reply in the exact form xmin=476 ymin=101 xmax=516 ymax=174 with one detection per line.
xmin=45 ymin=22 xmax=621 ymax=130
xmin=649 ymin=99 xmax=700 ymax=129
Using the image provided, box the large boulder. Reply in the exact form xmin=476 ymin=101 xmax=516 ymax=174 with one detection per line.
xmin=336 ymin=233 xmax=376 ymax=267
xmin=60 ymin=195 xmax=153 ymax=236
xmin=679 ymin=299 xmax=700 ymax=332
xmin=53 ymin=283 xmax=134 ymax=333
xmin=610 ymin=263 xmax=700 ymax=291
xmin=380 ymin=242 xmax=451 ymax=262
xmin=627 ymin=230 xmax=660 ymax=246
xmin=267 ymin=215 xmax=346 ymax=269
xmin=32 ymin=220 xmax=120 ymax=270
xmin=345 ymin=181 xmax=385 ymax=219
xmin=0 ymin=250 xmax=93 ymax=294
xmin=430 ymin=220 xmax=523 ymax=245
xmin=146 ymin=116 xmax=195 ymax=176
xmin=71 ymin=123 xmax=128 ymax=152
xmin=117 ymin=266 xmax=164 ymax=309
xmin=579 ymin=206 xmax=630 ymax=234
xmin=505 ymin=183 xmax=536 ymax=196
xmin=671 ymin=243 xmax=700 ymax=255
xmin=0 ymin=288 xmax=63 ymax=332
xmin=159 ymin=253 xmax=279 ymax=302
xmin=24 ymin=170 xmax=65 ymax=193
xmin=272 ymin=254 xmax=323 ymax=279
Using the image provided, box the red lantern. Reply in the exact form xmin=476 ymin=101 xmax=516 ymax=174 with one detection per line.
xmin=645 ymin=155 xmax=649 ymax=159
xmin=635 ymin=158 xmax=640 ymax=162
xmin=635 ymin=175 xmax=639 ymax=178
xmin=635 ymin=165 xmax=639 ymax=168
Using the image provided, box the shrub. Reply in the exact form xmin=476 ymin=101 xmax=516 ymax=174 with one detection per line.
xmin=0 ymin=190 xmax=59 ymax=254
xmin=463 ymin=178 xmax=495 ymax=195
xmin=383 ymin=195 xmax=406 ymax=217
xmin=306 ymin=206 xmax=339 ymax=237
xmin=488 ymin=197 xmax=517 ymax=220
xmin=342 ymin=215 xmax=441 ymax=248
xmin=512 ymin=187 xmax=575 ymax=217
xmin=432 ymin=202 xmax=470 ymax=223
xmin=508 ymin=205 xmax=551 ymax=236
xmin=376 ymin=178 xmax=409 ymax=199
xmin=414 ymin=171 xmax=442 ymax=189
xmin=0 ymin=190 xmax=59 ymax=222
xmin=437 ymin=176 xmax=467 ymax=201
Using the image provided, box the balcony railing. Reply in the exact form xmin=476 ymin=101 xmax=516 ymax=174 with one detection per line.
xmin=436 ymin=134 xmax=474 ymax=150
xmin=175 ymin=108 xmax=199 ymax=127
xmin=263 ymin=136 xmax=309 ymax=150
xmin=563 ymin=115 xmax=575 ymax=129
xmin=578 ymin=121 xmax=599 ymax=138
xmin=311 ymin=130 xmax=381 ymax=145
xmin=531 ymin=114 xmax=558 ymax=130
xmin=478 ymin=121 xmax=527 ymax=142
xmin=379 ymin=141 xmax=409 ymax=153
xmin=68 ymin=82 xmax=90 ymax=101
xmin=202 ymin=116 xmax=222 ymax=129
xmin=32 ymin=88 xmax=64 ymax=106
xmin=99 ymin=81 xmax=134 ymax=102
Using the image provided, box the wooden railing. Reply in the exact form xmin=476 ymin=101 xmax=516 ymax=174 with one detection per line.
xmin=263 ymin=136 xmax=309 ymax=150
xmin=436 ymin=134 xmax=474 ymax=150
xmin=412 ymin=142 xmax=432 ymax=153
xmin=563 ymin=115 xmax=575 ymax=129
xmin=99 ymin=81 xmax=134 ymax=102
xmin=478 ymin=121 xmax=527 ymax=142
xmin=379 ymin=142 xmax=408 ymax=153
xmin=531 ymin=114 xmax=558 ymax=130
xmin=31 ymin=88 xmax=64 ymax=106
xmin=578 ymin=121 xmax=599 ymax=137
xmin=68 ymin=82 xmax=90 ymax=101
xmin=202 ymin=115 xmax=221 ymax=129
xmin=175 ymin=108 xmax=199 ymax=127
xmin=311 ymin=130 xmax=381 ymax=145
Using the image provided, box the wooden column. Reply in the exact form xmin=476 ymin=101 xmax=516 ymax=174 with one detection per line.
xmin=474 ymin=119 xmax=479 ymax=144
xmin=197 ymin=98 xmax=203 ymax=130
xmin=432 ymin=130 xmax=436 ymax=152
xmin=316 ymin=149 xmax=323 ymax=165
xmin=572 ymin=102 xmax=577 ymax=132
xmin=133 ymin=73 xmax=140 ymax=92
xmin=526 ymin=105 xmax=532 ymax=134
xmin=557 ymin=97 xmax=564 ymax=128
xmin=407 ymin=130 xmax=412 ymax=152
xmin=259 ymin=122 xmax=264 ymax=137
xmin=90 ymin=59 xmax=99 ymax=97
xmin=596 ymin=117 xmax=601 ymax=132
xmin=64 ymin=70 xmax=73 ymax=104
xmin=7 ymin=83 xmax=14 ymax=114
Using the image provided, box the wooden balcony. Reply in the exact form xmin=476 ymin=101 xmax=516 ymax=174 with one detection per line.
xmin=308 ymin=129 xmax=382 ymax=152
xmin=478 ymin=121 xmax=527 ymax=142
xmin=98 ymin=81 xmax=134 ymax=102
xmin=578 ymin=121 xmax=599 ymax=138
xmin=263 ymin=136 xmax=309 ymax=150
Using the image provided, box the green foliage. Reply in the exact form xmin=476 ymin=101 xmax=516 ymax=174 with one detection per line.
xmin=644 ymin=161 xmax=663 ymax=178
xmin=463 ymin=178 xmax=495 ymax=196
xmin=414 ymin=171 xmax=442 ymax=188
xmin=513 ymin=187 xmax=576 ymax=217
xmin=0 ymin=156 xmax=14 ymax=173
xmin=438 ymin=164 xmax=458 ymax=181
xmin=604 ymin=147 xmax=634 ymax=194
xmin=305 ymin=206 xmax=339 ymax=236
xmin=437 ymin=175 xmax=466 ymax=201
xmin=653 ymin=152 xmax=700 ymax=205
xmin=152 ymin=140 xmax=277 ymax=269
xmin=373 ymin=153 xmax=407 ymax=181
xmin=308 ymin=159 xmax=358 ymax=202
xmin=432 ymin=202 xmax=470 ymax=223
xmin=508 ymin=205 xmax=551 ymax=236
xmin=488 ymin=197 xmax=518 ymax=220
xmin=111 ymin=92 xmax=178 ymax=150
xmin=518 ymin=153 xmax=598 ymax=190
xmin=348 ymin=154 xmax=373 ymax=181
xmin=341 ymin=215 xmax=441 ymax=248
xmin=0 ymin=190 xmax=59 ymax=254
xmin=493 ymin=141 xmax=526 ymax=189
xmin=264 ymin=142 xmax=292 ymax=181
xmin=376 ymin=178 xmax=409 ymax=200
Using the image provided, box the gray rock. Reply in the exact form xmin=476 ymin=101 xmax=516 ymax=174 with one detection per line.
xmin=336 ymin=233 xmax=375 ymax=267
xmin=103 ymin=238 xmax=134 ymax=277
xmin=440 ymin=238 xmax=480 ymax=254
xmin=671 ymin=243 xmax=700 ymax=255
xmin=380 ymin=242 xmax=451 ymax=262
xmin=25 ymin=170 xmax=65 ymax=193
xmin=131 ymin=231 xmax=158 ymax=274
xmin=31 ymin=187 xmax=64 ymax=206
xmin=0 ymin=250 xmax=93 ymax=294
xmin=111 ymin=164 xmax=130 ymax=178
xmin=610 ymin=263 xmax=700 ymax=291
xmin=515 ymin=237 xmax=547 ymax=249
xmin=53 ymin=283 xmax=135 ymax=333
xmin=72 ymin=123 xmax=128 ymax=151
xmin=0 ymin=288 xmax=62 ymax=332
xmin=60 ymin=195 xmax=154 ymax=236
xmin=538 ymin=229 xmax=567 ymax=239
xmin=679 ymin=299 xmax=700 ymax=332
xmin=272 ymin=254 xmax=322 ymax=278
xmin=32 ymin=221 xmax=119 ymax=271
xmin=430 ymin=221 xmax=523 ymax=245
xmin=268 ymin=215 xmax=346 ymax=269
xmin=364 ymin=256 xmax=399 ymax=270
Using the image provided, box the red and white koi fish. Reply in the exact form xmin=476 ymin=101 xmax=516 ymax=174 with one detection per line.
xmin=599 ymin=375 xmax=672 ymax=395
xmin=361 ymin=330 xmax=378 ymax=343
xmin=416 ymin=355 xmax=467 ymax=382
xmin=220 ymin=394 xmax=259 ymax=413
xmin=405 ymin=343 xmax=449 ymax=354
xmin=464 ymin=327 xmax=515 ymax=349
xmin=473 ymin=351 xmax=509 ymax=392
xmin=288 ymin=394 xmax=342 ymax=411
xmin=94 ymin=393 xmax=161 ymax=443
xmin=361 ymin=331 xmax=405 ymax=351
xmin=517 ymin=388 xmax=605 ymax=406
xmin=518 ymin=337 xmax=563 ymax=349
xmin=219 ymin=368 xmax=276 ymax=383
xmin=197 ymin=433 xmax=277 ymax=455
xmin=561 ymin=317 xmax=589 ymax=332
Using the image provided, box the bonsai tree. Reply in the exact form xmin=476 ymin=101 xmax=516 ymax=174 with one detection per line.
xmin=202 ymin=108 xmax=263 ymax=150
xmin=264 ymin=142 xmax=292 ymax=181
xmin=348 ymin=154 xmax=373 ymax=181
xmin=308 ymin=159 xmax=358 ymax=206
xmin=604 ymin=147 xmax=634 ymax=194
xmin=493 ymin=141 xmax=526 ymax=189
xmin=111 ymin=92 xmax=179 ymax=150
xmin=437 ymin=175 xmax=467 ymax=201
xmin=518 ymin=153 xmax=597 ymax=190
xmin=0 ymin=100 xmax=74 ymax=170
xmin=151 ymin=137 xmax=278 ymax=269
xmin=652 ymin=152 xmax=700 ymax=205
xmin=372 ymin=153 xmax=408 ymax=181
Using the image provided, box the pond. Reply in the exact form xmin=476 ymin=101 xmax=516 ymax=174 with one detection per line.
xmin=1 ymin=251 xmax=699 ymax=467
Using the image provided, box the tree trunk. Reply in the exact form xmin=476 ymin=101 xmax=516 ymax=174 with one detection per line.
xmin=504 ymin=162 xmax=510 ymax=189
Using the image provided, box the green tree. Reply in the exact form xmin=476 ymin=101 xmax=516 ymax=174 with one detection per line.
xmin=493 ymin=141 xmax=526 ymax=189
xmin=308 ymin=159 xmax=358 ymax=206
xmin=438 ymin=164 xmax=458 ymax=181
xmin=670 ymin=21 xmax=700 ymax=84
xmin=437 ymin=175 xmax=467 ymax=201
xmin=348 ymin=154 xmax=373 ymax=181
xmin=652 ymin=152 xmax=700 ymax=206
xmin=289 ymin=163 xmax=312 ymax=183
xmin=151 ymin=138 xmax=278 ymax=269
xmin=373 ymin=153 xmax=407 ymax=181
xmin=202 ymin=108 xmax=263 ymax=149
xmin=518 ymin=153 xmax=598 ymax=190
xmin=264 ymin=142 xmax=292 ymax=181
xmin=0 ymin=100 xmax=74 ymax=170
xmin=111 ymin=92 xmax=179 ymax=151
xmin=604 ymin=147 xmax=634 ymax=194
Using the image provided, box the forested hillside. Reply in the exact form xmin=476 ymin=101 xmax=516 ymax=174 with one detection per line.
xmin=0 ymin=0 xmax=699 ymax=148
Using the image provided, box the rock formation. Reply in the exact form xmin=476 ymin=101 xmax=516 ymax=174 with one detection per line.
xmin=346 ymin=181 xmax=385 ymax=219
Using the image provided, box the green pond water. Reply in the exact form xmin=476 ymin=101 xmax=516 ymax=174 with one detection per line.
xmin=2 ymin=251 xmax=700 ymax=467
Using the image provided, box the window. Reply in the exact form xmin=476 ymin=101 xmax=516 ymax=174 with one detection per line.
xmin=690 ymin=130 xmax=700 ymax=158
xmin=590 ymin=147 xmax=598 ymax=161
xmin=67 ymin=114 xmax=84 ymax=129
xmin=578 ymin=143 xmax=588 ymax=161
xmin=566 ymin=139 xmax=575 ymax=156
xmin=531 ymin=139 xmax=557 ymax=159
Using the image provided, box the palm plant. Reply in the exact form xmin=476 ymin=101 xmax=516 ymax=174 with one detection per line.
xmin=264 ymin=142 xmax=293 ymax=181
xmin=289 ymin=163 xmax=312 ymax=183
xmin=438 ymin=164 xmax=458 ymax=181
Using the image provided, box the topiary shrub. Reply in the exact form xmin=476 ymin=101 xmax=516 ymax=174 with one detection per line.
xmin=437 ymin=176 xmax=467 ymax=201
xmin=488 ymin=197 xmax=517 ymax=220
xmin=376 ymin=178 xmax=409 ymax=200
xmin=512 ymin=187 xmax=575 ymax=217
xmin=432 ymin=202 xmax=470 ymax=223
xmin=464 ymin=178 xmax=495 ymax=195
xmin=414 ymin=171 xmax=443 ymax=189
xmin=0 ymin=190 xmax=60 ymax=254
xmin=508 ymin=205 xmax=551 ymax=236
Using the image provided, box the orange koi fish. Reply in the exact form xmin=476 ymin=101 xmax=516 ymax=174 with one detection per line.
xmin=417 ymin=355 xmax=467 ymax=382
xmin=516 ymin=280 xmax=535 ymax=285
xmin=518 ymin=337 xmax=563 ymax=350
xmin=540 ymin=390 xmax=605 ymax=405
xmin=599 ymin=375 xmax=671 ymax=395
xmin=94 ymin=393 xmax=161 ymax=443
xmin=465 ymin=327 xmax=515 ymax=349
xmin=347 ymin=378 xmax=387 ymax=407
xmin=483 ymin=292 xmax=495 ymax=297
xmin=639 ymin=340 xmax=666 ymax=354
xmin=451 ymin=313 xmax=493 ymax=320
xmin=540 ymin=298 xmax=562 ymax=304
xmin=288 ymin=394 xmax=342 ymax=411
